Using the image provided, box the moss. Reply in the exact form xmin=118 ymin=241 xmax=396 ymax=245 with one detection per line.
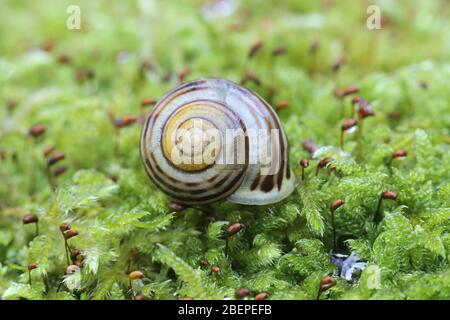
xmin=0 ymin=0 xmax=449 ymax=300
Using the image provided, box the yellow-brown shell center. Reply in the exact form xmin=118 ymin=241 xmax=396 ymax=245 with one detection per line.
xmin=162 ymin=113 xmax=221 ymax=172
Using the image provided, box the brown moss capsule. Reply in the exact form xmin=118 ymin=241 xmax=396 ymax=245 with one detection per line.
xmin=358 ymin=105 xmax=375 ymax=119
xmin=300 ymin=159 xmax=309 ymax=168
xmin=392 ymin=149 xmax=407 ymax=159
xmin=318 ymin=275 xmax=336 ymax=299
xmin=316 ymin=157 xmax=334 ymax=176
xmin=330 ymin=200 xmax=344 ymax=250
xmin=28 ymin=124 xmax=46 ymax=137
xmin=28 ymin=262 xmax=38 ymax=271
xmin=319 ymin=157 xmax=333 ymax=168
xmin=235 ymin=288 xmax=250 ymax=299
xmin=341 ymin=119 xmax=358 ymax=149
xmin=248 ymin=40 xmax=263 ymax=58
xmin=141 ymin=97 xmax=157 ymax=107
xmin=375 ymin=191 xmax=398 ymax=224
xmin=134 ymin=294 xmax=147 ymax=300
xmin=300 ymin=159 xmax=309 ymax=181
xmin=302 ymin=139 xmax=318 ymax=155
xmin=23 ymin=213 xmax=38 ymax=224
xmin=227 ymin=223 xmax=244 ymax=237
xmin=271 ymin=47 xmax=286 ymax=57
xmin=70 ymin=249 xmax=81 ymax=261
xmin=223 ymin=223 xmax=244 ymax=256
xmin=211 ymin=265 xmax=220 ymax=274
xmin=47 ymin=152 xmax=65 ymax=166
xmin=254 ymin=292 xmax=268 ymax=300
xmin=60 ymin=223 xmax=71 ymax=233
xmin=115 ymin=115 xmax=138 ymax=129
xmin=330 ymin=199 xmax=345 ymax=212
xmin=342 ymin=118 xmax=357 ymax=131
xmin=199 ymin=258 xmax=209 ymax=266
xmin=123 ymin=115 xmax=138 ymax=126
xmin=381 ymin=191 xmax=397 ymax=200
xmin=141 ymin=58 xmax=154 ymax=70
xmin=419 ymin=81 xmax=428 ymax=90
xmin=109 ymin=175 xmax=118 ymax=183
xmin=275 ymin=100 xmax=289 ymax=110
xmin=66 ymin=264 xmax=80 ymax=274
xmin=241 ymin=69 xmax=261 ymax=86
xmin=41 ymin=40 xmax=54 ymax=52
xmin=332 ymin=58 xmax=346 ymax=72
xmin=63 ymin=229 xmax=79 ymax=240
xmin=53 ymin=166 xmax=67 ymax=177
xmin=178 ymin=67 xmax=190 ymax=82
xmin=85 ymin=69 xmax=95 ymax=80
xmin=343 ymin=85 xmax=359 ymax=96
xmin=129 ymin=270 xmax=145 ymax=280
xmin=58 ymin=53 xmax=71 ymax=64
xmin=7 ymin=100 xmax=17 ymax=112
xmin=357 ymin=99 xmax=375 ymax=119
xmin=181 ymin=296 xmax=193 ymax=300
xmin=43 ymin=145 xmax=55 ymax=158
xmin=27 ymin=262 xmax=38 ymax=286
xmin=23 ymin=213 xmax=40 ymax=236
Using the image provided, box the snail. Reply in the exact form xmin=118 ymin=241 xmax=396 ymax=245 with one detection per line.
xmin=140 ymin=78 xmax=296 ymax=205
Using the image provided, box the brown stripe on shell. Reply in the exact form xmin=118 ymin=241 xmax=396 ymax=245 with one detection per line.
xmin=146 ymin=155 xmax=224 ymax=197
xmin=207 ymin=175 xmax=219 ymax=182
xmin=261 ymin=174 xmax=275 ymax=192
xmin=150 ymin=153 xmax=181 ymax=183
xmin=144 ymin=157 xmax=186 ymax=193
xmin=148 ymin=153 xmax=212 ymax=191
xmin=147 ymin=153 xmax=248 ymax=204
xmin=165 ymin=172 xmax=243 ymax=203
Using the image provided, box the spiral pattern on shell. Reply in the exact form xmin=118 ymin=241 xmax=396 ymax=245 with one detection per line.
xmin=140 ymin=78 xmax=296 ymax=205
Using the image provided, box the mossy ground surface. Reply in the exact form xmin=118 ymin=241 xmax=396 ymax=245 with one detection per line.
xmin=0 ymin=0 xmax=449 ymax=300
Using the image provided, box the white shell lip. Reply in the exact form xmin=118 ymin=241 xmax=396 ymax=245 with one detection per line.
xmin=140 ymin=77 xmax=297 ymax=206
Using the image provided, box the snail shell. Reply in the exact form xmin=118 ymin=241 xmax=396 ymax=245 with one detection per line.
xmin=140 ymin=78 xmax=296 ymax=205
